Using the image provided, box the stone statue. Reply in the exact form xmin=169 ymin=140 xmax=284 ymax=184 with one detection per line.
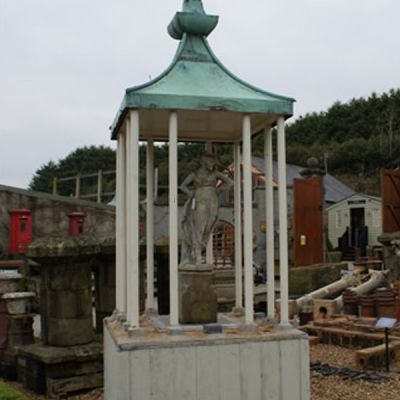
xmin=179 ymin=153 xmax=233 ymax=265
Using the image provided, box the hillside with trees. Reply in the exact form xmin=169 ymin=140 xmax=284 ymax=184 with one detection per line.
xmin=29 ymin=89 xmax=400 ymax=197
xmin=282 ymin=89 xmax=400 ymax=194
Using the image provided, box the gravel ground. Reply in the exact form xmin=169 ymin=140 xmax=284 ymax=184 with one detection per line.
xmin=311 ymin=344 xmax=400 ymax=400
xmin=6 ymin=343 xmax=400 ymax=399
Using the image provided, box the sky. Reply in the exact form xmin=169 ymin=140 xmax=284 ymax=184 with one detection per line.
xmin=1 ymin=0 xmax=399 ymax=188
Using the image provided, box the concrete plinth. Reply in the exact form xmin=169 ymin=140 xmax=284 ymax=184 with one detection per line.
xmin=27 ymin=237 xmax=97 ymax=346
xmin=104 ymin=316 xmax=310 ymax=400
xmin=179 ymin=264 xmax=217 ymax=324
xmin=17 ymin=341 xmax=103 ymax=397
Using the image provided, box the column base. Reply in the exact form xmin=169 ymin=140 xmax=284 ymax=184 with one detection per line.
xmin=179 ymin=264 xmax=217 ymax=324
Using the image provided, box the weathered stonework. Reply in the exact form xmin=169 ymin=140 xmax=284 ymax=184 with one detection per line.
xmin=179 ymin=264 xmax=217 ymax=324
xmin=17 ymin=340 xmax=103 ymax=397
xmin=104 ymin=316 xmax=310 ymax=400
xmin=27 ymin=236 xmax=98 ymax=346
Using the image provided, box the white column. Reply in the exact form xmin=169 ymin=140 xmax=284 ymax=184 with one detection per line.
xmin=146 ymin=138 xmax=155 ymax=310
xmin=126 ymin=110 xmax=140 ymax=327
xmin=169 ymin=112 xmax=179 ymax=326
xmin=206 ymin=238 xmax=213 ymax=265
xmin=264 ymin=127 xmax=275 ymax=321
xmin=242 ymin=115 xmax=254 ymax=325
xmin=277 ymin=117 xmax=290 ymax=327
xmin=116 ymin=129 xmax=127 ymax=314
xmin=205 ymin=141 xmax=214 ymax=265
xmin=234 ymin=141 xmax=243 ymax=309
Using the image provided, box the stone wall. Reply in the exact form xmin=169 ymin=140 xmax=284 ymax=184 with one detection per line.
xmin=0 ymin=184 xmax=115 ymax=255
xmin=289 ymin=262 xmax=346 ymax=296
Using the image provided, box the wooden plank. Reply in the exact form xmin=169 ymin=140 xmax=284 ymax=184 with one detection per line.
xmin=239 ymin=342 xmax=262 ymax=400
xmin=150 ymin=348 xmax=175 ymax=400
xmin=104 ymin=328 xmax=129 ymax=400
xmin=281 ymin=340 xmax=300 ymax=400
xmin=129 ymin=350 xmax=151 ymax=400
xmin=261 ymin=341 xmax=281 ymax=400
xmin=293 ymin=176 xmax=324 ymax=267
xmin=218 ymin=344 xmax=240 ymax=400
xmin=356 ymin=341 xmax=400 ymax=369
xmin=196 ymin=346 xmax=219 ymax=400
xmin=309 ymin=336 xmax=320 ymax=345
xmin=48 ymin=373 xmax=102 ymax=397
xmin=299 ymin=339 xmax=310 ymax=400
xmin=150 ymin=347 xmax=196 ymax=400
xmin=174 ymin=347 xmax=196 ymax=400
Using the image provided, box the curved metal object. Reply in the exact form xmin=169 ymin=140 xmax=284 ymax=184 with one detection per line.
xmin=295 ymin=269 xmax=358 ymax=312
xmin=334 ymin=269 xmax=388 ymax=310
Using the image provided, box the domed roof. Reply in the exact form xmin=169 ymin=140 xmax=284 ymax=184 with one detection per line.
xmin=110 ymin=0 xmax=295 ymax=141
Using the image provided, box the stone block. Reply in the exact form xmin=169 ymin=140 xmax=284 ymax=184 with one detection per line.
xmin=6 ymin=315 xmax=34 ymax=348
xmin=17 ymin=340 xmax=103 ymax=397
xmin=47 ymin=318 xmax=94 ymax=347
xmin=203 ymin=323 xmax=223 ymax=334
xmin=179 ymin=264 xmax=217 ymax=324
xmin=313 ymin=299 xmax=339 ymax=319
xmin=2 ymin=292 xmax=35 ymax=315
xmin=0 ymin=274 xmax=22 ymax=295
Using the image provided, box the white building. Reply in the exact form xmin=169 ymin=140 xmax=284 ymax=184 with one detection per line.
xmin=327 ymin=193 xmax=382 ymax=257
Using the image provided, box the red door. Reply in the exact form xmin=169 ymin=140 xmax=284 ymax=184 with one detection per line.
xmin=293 ymin=176 xmax=324 ymax=267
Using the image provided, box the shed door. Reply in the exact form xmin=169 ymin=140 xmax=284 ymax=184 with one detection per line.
xmin=381 ymin=169 xmax=400 ymax=233
xmin=293 ymin=176 xmax=324 ymax=267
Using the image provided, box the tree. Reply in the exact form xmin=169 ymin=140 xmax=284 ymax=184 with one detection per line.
xmin=29 ymin=146 xmax=116 ymax=194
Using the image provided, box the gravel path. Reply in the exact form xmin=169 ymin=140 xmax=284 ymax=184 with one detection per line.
xmin=311 ymin=344 xmax=400 ymax=400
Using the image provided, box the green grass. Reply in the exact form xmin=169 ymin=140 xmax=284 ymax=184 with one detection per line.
xmin=0 ymin=381 xmax=29 ymax=400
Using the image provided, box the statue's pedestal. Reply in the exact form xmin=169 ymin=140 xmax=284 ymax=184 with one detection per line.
xmin=103 ymin=316 xmax=310 ymax=400
xmin=179 ymin=264 xmax=217 ymax=324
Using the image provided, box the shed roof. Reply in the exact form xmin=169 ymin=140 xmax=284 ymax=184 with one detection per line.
xmin=251 ymin=157 xmax=354 ymax=203
xmin=326 ymin=193 xmax=381 ymax=211
xmin=110 ymin=0 xmax=295 ymax=140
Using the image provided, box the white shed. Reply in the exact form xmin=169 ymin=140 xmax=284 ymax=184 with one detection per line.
xmin=327 ymin=193 xmax=382 ymax=256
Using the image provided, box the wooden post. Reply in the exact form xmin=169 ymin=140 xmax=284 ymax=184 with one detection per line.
xmin=75 ymin=174 xmax=81 ymax=199
xmin=242 ymin=115 xmax=254 ymax=325
xmin=52 ymin=177 xmax=57 ymax=195
xmin=97 ymin=169 xmax=103 ymax=203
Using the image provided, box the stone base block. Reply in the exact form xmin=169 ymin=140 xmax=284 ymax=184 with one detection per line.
xmin=46 ymin=317 xmax=94 ymax=346
xmin=313 ymin=299 xmax=339 ymax=320
xmin=17 ymin=340 xmax=103 ymax=397
xmin=0 ymin=349 xmax=18 ymax=380
xmin=104 ymin=320 xmax=310 ymax=400
xmin=179 ymin=264 xmax=217 ymax=324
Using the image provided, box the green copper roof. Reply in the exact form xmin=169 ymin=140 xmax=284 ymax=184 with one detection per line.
xmin=110 ymin=0 xmax=295 ymax=139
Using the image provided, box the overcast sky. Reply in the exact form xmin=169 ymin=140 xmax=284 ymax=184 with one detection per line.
xmin=1 ymin=0 xmax=399 ymax=188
